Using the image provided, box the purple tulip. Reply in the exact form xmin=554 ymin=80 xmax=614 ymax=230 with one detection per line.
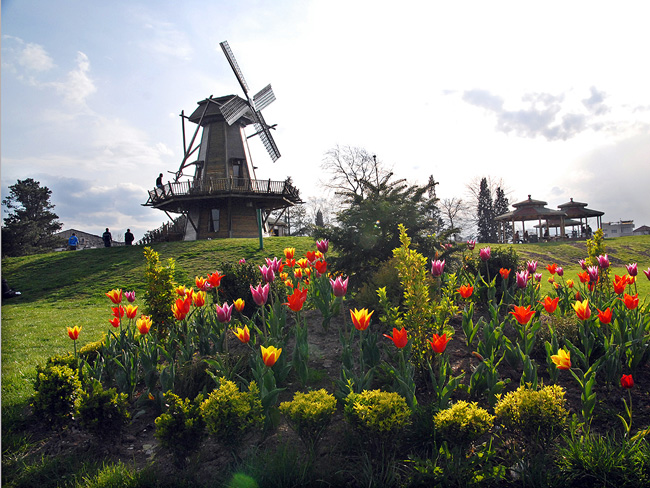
xmin=431 ymin=259 xmax=446 ymax=277
xmin=125 ymin=291 xmax=136 ymax=303
xmin=597 ymin=254 xmax=610 ymax=269
xmin=330 ymin=276 xmax=349 ymax=297
xmin=626 ymin=263 xmax=638 ymax=277
xmin=479 ymin=247 xmax=491 ymax=261
xmin=534 ymin=273 xmax=543 ymax=283
xmin=467 ymin=240 xmax=476 ymax=250
xmin=250 ymin=283 xmax=270 ymax=306
xmin=587 ymin=265 xmax=599 ymax=283
xmin=644 ymin=268 xmax=650 ymax=280
xmin=259 ymin=265 xmax=275 ymax=283
xmin=579 ymin=259 xmax=587 ymax=270
xmin=556 ymin=266 xmax=564 ymax=277
xmin=527 ymin=260 xmax=538 ymax=274
xmin=215 ymin=302 xmax=233 ymax=323
xmin=516 ymin=270 xmax=529 ymax=289
xmin=316 ymin=239 xmax=329 ymax=253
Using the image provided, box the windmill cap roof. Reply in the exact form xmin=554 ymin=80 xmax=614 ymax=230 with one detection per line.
xmin=188 ymin=95 xmax=254 ymax=125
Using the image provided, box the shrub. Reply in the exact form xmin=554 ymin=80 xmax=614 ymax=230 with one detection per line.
xmin=78 ymin=338 xmax=105 ymax=364
xmin=200 ymin=378 xmax=263 ymax=446
xmin=154 ymin=391 xmax=205 ymax=465
xmin=494 ymin=384 xmax=568 ymax=446
xmin=279 ymin=389 xmax=337 ymax=450
xmin=434 ymin=400 xmax=494 ymax=446
xmin=76 ymin=379 xmax=130 ymax=437
xmin=344 ymin=389 xmax=411 ymax=436
xmin=219 ymin=261 xmax=287 ymax=317
xmin=356 ymin=258 xmax=402 ymax=311
xmin=143 ymin=246 xmax=176 ymax=340
xmin=32 ymin=364 xmax=82 ymax=426
xmin=44 ymin=353 xmax=78 ymax=370
xmin=465 ymin=245 xmax=519 ymax=287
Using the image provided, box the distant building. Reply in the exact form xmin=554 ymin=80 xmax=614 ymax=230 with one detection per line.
xmin=602 ymin=220 xmax=635 ymax=238
xmin=633 ymin=225 xmax=650 ymax=236
xmin=267 ymin=218 xmax=289 ymax=237
xmin=54 ymin=229 xmax=123 ymax=250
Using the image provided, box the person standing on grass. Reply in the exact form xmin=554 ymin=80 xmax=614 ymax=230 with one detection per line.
xmin=68 ymin=233 xmax=79 ymax=251
xmin=102 ymin=228 xmax=112 ymax=247
xmin=124 ymin=229 xmax=134 ymax=246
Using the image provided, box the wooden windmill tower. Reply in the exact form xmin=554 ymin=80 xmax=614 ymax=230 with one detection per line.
xmin=144 ymin=41 xmax=301 ymax=240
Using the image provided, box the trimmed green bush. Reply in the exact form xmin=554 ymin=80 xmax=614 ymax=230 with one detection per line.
xmin=77 ymin=379 xmax=130 ymax=437
xmin=279 ymin=389 xmax=337 ymax=448
xmin=434 ymin=400 xmax=494 ymax=446
xmin=32 ymin=363 xmax=82 ymax=426
xmin=154 ymin=391 xmax=205 ymax=465
xmin=344 ymin=389 xmax=411 ymax=435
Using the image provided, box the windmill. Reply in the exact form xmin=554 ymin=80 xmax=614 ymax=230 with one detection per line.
xmin=144 ymin=41 xmax=301 ymax=241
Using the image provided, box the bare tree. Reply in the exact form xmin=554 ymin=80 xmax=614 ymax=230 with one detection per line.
xmin=440 ymin=197 xmax=470 ymax=238
xmin=320 ymin=145 xmax=391 ymax=198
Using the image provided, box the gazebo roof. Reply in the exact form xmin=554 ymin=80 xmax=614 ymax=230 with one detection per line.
xmin=496 ymin=195 xmax=567 ymax=222
xmin=558 ymin=197 xmax=588 ymax=209
xmin=557 ymin=198 xmax=604 ymax=218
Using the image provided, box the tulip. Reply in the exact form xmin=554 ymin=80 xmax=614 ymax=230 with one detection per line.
xmin=176 ymin=295 xmax=192 ymax=315
xmin=259 ymin=265 xmax=275 ymax=283
xmin=579 ymin=259 xmax=587 ymax=270
xmin=207 ymin=271 xmax=225 ymax=288
xmin=238 ymin=258 xmax=246 ymax=265
xmin=431 ymin=259 xmax=445 ymax=277
xmin=285 ymin=258 xmax=296 ymax=267
xmin=109 ymin=317 xmax=120 ymax=328
xmin=265 ymin=257 xmax=283 ymax=274
xmin=587 ymin=266 xmax=599 ymax=283
xmin=627 ymin=275 xmax=635 ymax=285
xmin=597 ymin=307 xmax=612 ymax=324
xmin=261 ymin=345 xmax=282 ymax=367
xmin=193 ymin=291 xmax=207 ymax=307
xmin=566 ymin=279 xmax=574 ymax=288
xmin=516 ymin=270 xmax=529 ymax=289
xmin=195 ymin=276 xmax=210 ymax=291
xmin=597 ymin=254 xmax=610 ymax=269
xmin=67 ymin=325 xmax=81 ymax=341
xmin=479 ymin=247 xmax=491 ymax=261
xmin=575 ymin=291 xmax=582 ymax=301
xmin=215 ymin=302 xmax=233 ymax=323
xmin=330 ymin=276 xmax=349 ymax=297
xmin=172 ymin=304 xmax=187 ymax=321
xmin=573 ymin=299 xmax=591 ymax=321
xmin=250 ymin=283 xmax=270 ymax=306
xmin=430 ymin=333 xmax=450 ymax=353
xmin=540 ymin=296 xmax=559 ymax=314
xmin=294 ymin=268 xmax=303 ymax=279
xmin=457 ymin=284 xmax=473 ymax=299
xmin=314 ymin=260 xmax=327 ymax=275
xmin=613 ymin=276 xmax=627 ymax=295
xmin=284 ymin=247 xmax=295 ymax=260
xmin=285 ymin=279 xmax=293 ymax=288
xmin=534 ymin=273 xmax=542 ymax=283
xmin=383 ymin=327 xmax=408 ymax=348
xmin=527 ymin=260 xmax=538 ymax=273
xmin=546 ymin=263 xmax=558 ymax=275
xmin=556 ymin=266 xmax=564 ymax=277
xmin=644 ymin=268 xmax=650 ymax=280
xmin=285 ymin=287 xmax=308 ymax=312
xmin=622 ymin=293 xmax=639 ymax=310
xmin=136 ymin=315 xmax=152 ymax=335
xmin=124 ymin=291 xmax=136 ymax=302
xmin=297 ymin=258 xmax=310 ymax=269
xmin=125 ymin=304 xmax=138 ymax=319
xmin=467 ymin=240 xmax=476 ymax=250
xmin=577 ymin=271 xmax=589 ymax=284
xmin=551 ymin=349 xmax=571 ymax=370
xmin=112 ymin=305 xmax=125 ymax=319
xmin=350 ymin=308 xmax=374 ymax=331
xmin=510 ymin=305 xmax=536 ymax=325
xmin=316 ymin=239 xmax=329 ymax=253
xmin=499 ymin=268 xmax=511 ymax=280
xmin=175 ymin=285 xmax=188 ymax=296
xmin=621 ymin=374 xmax=634 ymax=389
xmin=233 ymin=325 xmax=250 ymax=343
xmin=306 ymin=251 xmax=318 ymax=263
xmin=106 ymin=289 xmax=123 ymax=304
xmin=234 ymin=298 xmax=245 ymax=312
xmin=626 ymin=263 xmax=638 ymax=277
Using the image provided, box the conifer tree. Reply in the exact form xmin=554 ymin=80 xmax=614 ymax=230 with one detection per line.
xmin=476 ymin=177 xmax=496 ymax=243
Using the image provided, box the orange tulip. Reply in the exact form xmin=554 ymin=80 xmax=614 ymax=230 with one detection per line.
xmin=233 ymin=325 xmax=250 ymax=343
xmin=566 ymin=279 xmax=574 ymax=288
xmin=457 ymin=285 xmax=474 ymax=299
xmin=613 ymin=275 xmax=627 ymax=295
xmin=106 ymin=289 xmax=123 ymax=304
xmin=125 ymin=304 xmax=138 ymax=319
xmin=540 ymin=296 xmax=559 ymax=314
xmin=112 ymin=305 xmax=125 ymax=319
xmin=284 ymin=247 xmax=295 ymax=260
xmin=175 ymin=285 xmax=188 ymax=296
xmin=499 ymin=268 xmax=511 ymax=280
xmin=285 ymin=287 xmax=308 ymax=312
xmin=109 ymin=317 xmax=120 ymax=328
xmin=573 ymin=299 xmax=591 ymax=321
xmin=195 ymin=276 xmax=209 ymax=291
xmin=172 ymin=304 xmax=187 ymax=321
xmin=350 ymin=308 xmax=374 ymax=331
xmin=207 ymin=271 xmax=225 ymax=288
xmin=193 ymin=291 xmax=206 ymax=307
xmin=622 ymin=293 xmax=639 ymax=310
xmin=430 ymin=333 xmax=450 ymax=353
xmin=234 ymin=298 xmax=245 ymax=312
xmin=305 ymin=251 xmax=317 ymax=263
xmin=578 ymin=271 xmax=589 ymax=284
xmin=551 ymin=349 xmax=571 ymax=370
xmin=136 ymin=315 xmax=152 ymax=335
xmin=294 ymin=268 xmax=303 ymax=279
xmin=67 ymin=325 xmax=81 ymax=340
xmin=383 ymin=327 xmax=408 ymax=348
xmin=261 ymin=345 xmax=282 ymax=366
xmin=285 ymin=258 xmax=296 ymax=267
xmin=314 ymin=260 xmax=327 ymax=274
xmin=597 ymin=307 xmax=612 ymax=324
xmin=546 ymin=263 xmax=558 ymax=275
xmin=510 ymin=305 xmax=536 ymax=325
xmin=297 ymin=258 xmax=310 ymax=269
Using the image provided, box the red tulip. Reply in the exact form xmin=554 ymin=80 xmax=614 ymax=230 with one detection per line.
xmin=510 ymin=305 xmax=536 ymax=325
xmin=350 ymin=308 xmax=373 ymax=331
xmin=597 ymin=307 xmax=612 ymax=324
xmin=499 ymin=268 xmax=511 ymax=280
xmin=622 ymin=293 xmax=639 ymax=310
xmin=67 ymin=325 xmax=81 ymax=341
xmin=285 ymin=287 xmax=308 ymax=312
xmin=430 ymin=333 xmax=450 ymax=353
xmin=621 ymin=374 xmax=634 ymax=389
xmin=457 ymin=284 xmax=474 ymax=299
xmin=540 ymin=296 xmax=559 ymax=314
xmin=383 ymin=327 xmax=408 ymax=348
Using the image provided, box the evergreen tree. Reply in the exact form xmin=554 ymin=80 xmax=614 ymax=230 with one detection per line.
xmin=476 ymin=177 xmax=496 ymax=243
xmin=494 ymin=186 xmax=511 ymax=242
xmin=315 ymin=209 xmax=324 ymax=227
xmin=2 ymin=178 xmax=63 ymax=256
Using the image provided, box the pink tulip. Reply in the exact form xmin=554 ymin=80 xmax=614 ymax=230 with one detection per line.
xmin=587 ymin=265 xmax=599 ymax=283
xmin=431 ymin=259 xmax=445 ymax=277
xmin=516 ymin=270 xmax=529 ymax=289
xmin=250 ymin=283 xmax=270 ymax=306
xmin=579 ymin=259 xmax=587 ymax=270
xmin=556 ymin=266 xmax=564 ymax=277
xmin=238 ymin=258 xmax=246 ymax=265
xmin=479 ymin=247 xmax=491 ymax=261
xmin=527 ymin=261 xmax=538 ymax=273
xmin=124 ymin=291 xmax=136 ymax=303
xmin=330 ymin=276 xmax=349 ymax=297
xmin=597 ymin=254 xmax=610 ymax=269
xmin=316 ymin=239 xmax=329 ymax=253
xmin=467 ymin=240 xmax=476 ymax=250
xmin=534 ymin=273 xmax=542 ymax=282
xmin=265 ymin=257 xmax=283 ymax=274
xmin=259 ymin=265 xmax=275 ymax=283
xmin=215 ymin=302 xmax=233 ymax=323
xmin=626 ymin=263 xmax=638 ymax=277
xmin=644 ymin=268 xmax=650 ymax=280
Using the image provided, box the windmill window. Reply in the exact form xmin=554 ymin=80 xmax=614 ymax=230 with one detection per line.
xmin=210 ymin=209 xmax=220 ymax=232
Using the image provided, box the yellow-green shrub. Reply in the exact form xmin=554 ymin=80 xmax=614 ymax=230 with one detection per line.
xmin=200 ymin=378 xmax=263 ymax=445
xmin=279 ymin=389 xmax=337 ymax=447
xmin=494 ymin=384 xmax=568 ymax=444
xmin=154 ymin=391 xmax=205 ymax=465
xmin=434 ymin=401 xmax=494 ymax=446
xmin=77 ymin=379 xmax=130 ymax=437
xmin=32 ymin=364 xmax=82 ymax=426
xmin=344 ymin=389 xmax=411 ymax=435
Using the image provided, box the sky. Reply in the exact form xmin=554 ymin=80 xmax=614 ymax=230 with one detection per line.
xmin=2 ymin=0 xmax=650 ymax=241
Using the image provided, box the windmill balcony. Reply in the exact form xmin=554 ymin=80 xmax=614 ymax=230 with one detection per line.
xmin=144 ymin=176 xmax=302 ymax=212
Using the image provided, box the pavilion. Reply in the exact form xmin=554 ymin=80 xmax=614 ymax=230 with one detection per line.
xmin=557 ymin=198 xmax=604 ymax=238
xmin=495 ymin=195 xmax=567 ymax=243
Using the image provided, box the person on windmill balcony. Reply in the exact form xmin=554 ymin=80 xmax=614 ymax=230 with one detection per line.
xmin=156 ymin=173 xmax=164 ymax=194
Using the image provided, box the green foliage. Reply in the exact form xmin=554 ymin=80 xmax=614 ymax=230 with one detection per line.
xmin=279 ymin=389 xmax=337 ymax=449
xmin=586 ymin=227 xmax=607 ymax=266
xmin=218 ymin=260 xmax=286 ymax=317
xmin=154 ymin=391 xmax=205 ymax=463
xmin=494 ymin=384 xmax=568 ymax=444
xmin=81 ymin=461 xmax=158 ymax=488
xmin=344 ymin=389 xmax=411 ymax=435
xmin=142 ymin=246 xmax=176 ymax=340
xmin=356 ymin=257 xmax=402 ymax=311
xmin=31 ymin=363 xmax=82 ymax=426
xmin=200 ymin=378 xmax=263 ymax=445
xmin=464 ymin=245 xmax=519 ymax=284
xmin=434 ymin=400 xmax=494 ymax=446
xmin=78 ymin=338 xmax=106 ymax=364
xmin=476 ymin=177 xmax=497 ymax=243
xmin=76 ymin=379 xmax=130 ymax=437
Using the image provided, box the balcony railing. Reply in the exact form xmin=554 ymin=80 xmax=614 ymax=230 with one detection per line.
xmin=146 ymin=177 xmax=301 ymax=206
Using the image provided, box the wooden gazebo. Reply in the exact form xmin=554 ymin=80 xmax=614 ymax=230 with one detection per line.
xmin=495 ymin=195 xmax=567 ymax=243
xmin=557 ymin=198 xmax=604 ymax=238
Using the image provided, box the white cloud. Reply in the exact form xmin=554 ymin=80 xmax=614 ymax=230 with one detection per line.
xmin=18 ymin=42 xmax=55 ymax=71
xmin=51 ymin=52 xmax=96 ymax=106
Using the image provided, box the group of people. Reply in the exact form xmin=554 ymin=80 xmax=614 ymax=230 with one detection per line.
xmin=67 ymin=228 xmax=135 ymax=250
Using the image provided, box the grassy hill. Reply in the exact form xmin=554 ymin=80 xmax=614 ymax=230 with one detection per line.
xmin=2 ymin=234 xmax=650 ymax=411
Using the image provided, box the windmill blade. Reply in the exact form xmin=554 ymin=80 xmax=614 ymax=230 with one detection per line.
xmin=220 ymin=41 xmax=249 ymax=95
xmin=251 ymin=110 xmax=281 ymax=162
xmin=253 ymin=84 xmax=275 ymax=112
xmin=219 ymin=96 xmax=251 ymax=125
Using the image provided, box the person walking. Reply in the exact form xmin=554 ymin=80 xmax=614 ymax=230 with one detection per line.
xmin=124 ymin=229 xmax=134 ymax=246
xmin=102 ymin=228 xmax=112 ymax=247
xmin=68 ymin=232 xmax=79 ymax=251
